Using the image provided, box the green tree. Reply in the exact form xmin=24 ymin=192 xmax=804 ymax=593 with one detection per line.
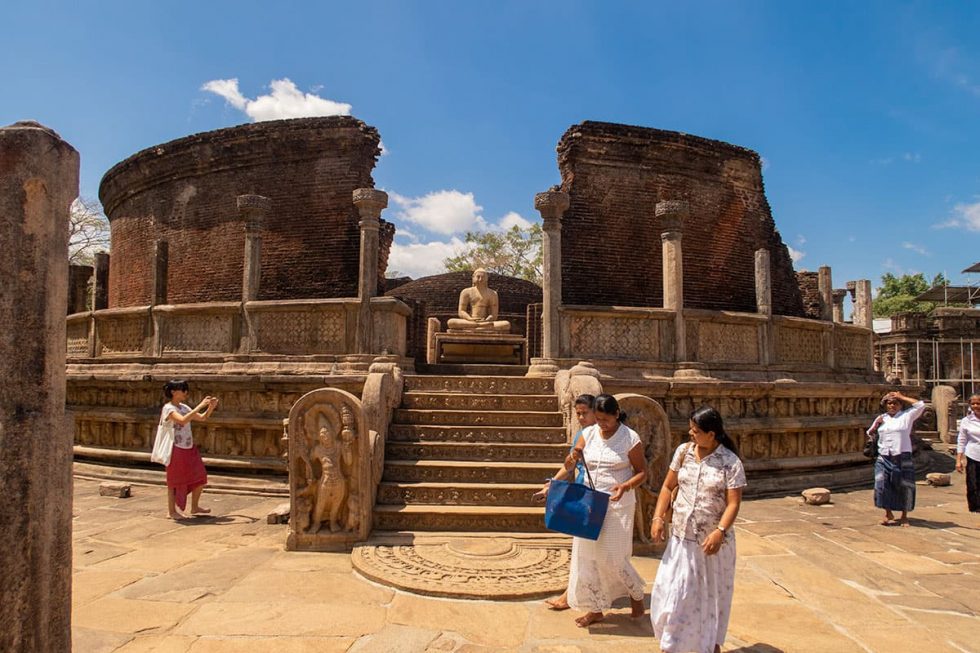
xmin=872 ymin=272 xmax=950 ymax=317
xmin=443 ymin=224 xmax=543 ymax=284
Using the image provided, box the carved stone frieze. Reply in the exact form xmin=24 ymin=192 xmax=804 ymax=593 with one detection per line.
xmin=694 ymin=322 xmax=760 ymax=364
xmin=401 ymin=393 xmax=557 ymax=412
xmin=378 ymin=484 xmax=539 ymax=506
xmin=389 ymin=425 xmax=566 ymax=444
xmin=385 ymin=442 xmax=565 ymax=463
xmin=393 ymin=409 xmax=563 ymax=427
xmin=404 ymin=375 xmax=553 ymax=395
xmin=567 ymin=314 xmax=661 ymax=360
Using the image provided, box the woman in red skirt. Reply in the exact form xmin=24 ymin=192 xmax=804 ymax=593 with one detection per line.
xmin=161 ymin=380 xmax=218 ymax=519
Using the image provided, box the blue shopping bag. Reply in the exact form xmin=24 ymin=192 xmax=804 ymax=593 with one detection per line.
xmin=543 ymin=478 xmax=610 ymax=540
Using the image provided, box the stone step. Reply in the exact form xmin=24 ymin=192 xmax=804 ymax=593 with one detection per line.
xmin=392 ymin=409 xmax=564 ymax=427
xmin=373 ymin=504 xmax=548 ymax=532
xmin=386 ymin=441 xmax=567 ymax=464
xmin=382 ymin=459 xmax=557 ymax=484
xmin=404 ymin=374 xmax=553 ymax=395
xmin=416 ymin=364 xmax=530 ymax=377
xmin=400 ymin=392 xmax=557 ymax=412
xmin=389 ymin=424 xmax=568 ymax=444
xmin=377 ymin=482 xmax=543 ymax=506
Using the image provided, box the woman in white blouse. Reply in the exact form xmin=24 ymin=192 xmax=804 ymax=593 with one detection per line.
xmin=564 ymin=393 xmax=647 ymax=628
xmin=649 ymin=406 xmax=746 ymax=653
xmin=955 ymin=393 xmax=980 ymax=514
xmin=867 ymin=391 xmax=925 ymax=527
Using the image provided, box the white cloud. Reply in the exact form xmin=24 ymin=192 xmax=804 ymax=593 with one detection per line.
xmin=871 ymin=156 xmax=894 ymax=166
xmin=387 ymin=238 xmax=466 ymax=278
xmin=787 ymin=246 xmax=805 ymax=264
xmin=497 ymin=211 xmax=533 ymax=231
xmin=902 ymin=152 xmax=922 ymax=163
xmin=760 ymin=156 xmax=770 ymax=171
xmin=933 ymin=200 xmax=980 ymax=231
xmin=201 ymin=78 xmax=352 ymax=121
xmin=902 ymin=241 xmax=930 ymax=256
xmin=795 ymin=234 xmax=806 ymax=246
xmin=390 ymin=190 xmax=487 ymax=235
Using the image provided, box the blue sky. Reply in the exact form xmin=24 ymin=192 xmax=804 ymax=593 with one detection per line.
xmin=3 ymin=1 xmax=979 ymax=292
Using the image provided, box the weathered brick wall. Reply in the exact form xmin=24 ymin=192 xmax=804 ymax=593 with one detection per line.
xmin=385 ymin=271 xmax=542 ymax=339
xmin=557 ymin=122 xmax=804 ymax=316
xmin=796 ymin=271 xmax=822 ymax=319
xmin=99 ymin=117 xmax=392 ymax=307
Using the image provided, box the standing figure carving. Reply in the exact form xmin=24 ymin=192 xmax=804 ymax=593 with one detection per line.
xmin=446 ymin=268 xmax=511 ymax=332
xmin=309 ymin=415 xmax=353 ymax=534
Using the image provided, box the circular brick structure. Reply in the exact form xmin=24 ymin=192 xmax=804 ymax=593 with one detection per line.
xmin=557 ymin=121 xmax=804 ymax=316
xmin=99 ymin=117 xmax=394 ymax=308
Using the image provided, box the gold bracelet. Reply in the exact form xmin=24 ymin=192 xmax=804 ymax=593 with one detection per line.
xmin=652 ymin=516 xmax=664 ymax=523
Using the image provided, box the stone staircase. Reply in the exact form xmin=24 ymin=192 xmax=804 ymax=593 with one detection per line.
xmin=374 ymin=375 xmax=567 ymax=532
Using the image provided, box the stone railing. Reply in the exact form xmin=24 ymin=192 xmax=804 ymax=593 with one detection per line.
xmin=556 ymin=306 xmax=875 ymax=377
xmin=66 ymin=296 xmax=412 ymax=360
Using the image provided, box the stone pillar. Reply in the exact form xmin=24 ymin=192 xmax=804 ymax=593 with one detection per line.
xmin=238 ymin=194 xmax=270 ymax=302
xmin=535 ymin=189 xmax=570 ymax=361
xmin=151 ymin=240 xmax=169 ymax=305
xmin=353 ymin=189 xmax=388 ymax=354
xmin=67 ymin=264 xmax=92 ymax=314
xmin=658 ymin=200 xmax=688 ymax=361
xmin=832 ymin=289 xmax=847 ymax=323
xmin=854 ymin=279 xmax=873 ymax=329
xmin=818 ymin=265 xmax=833 ymax=321
xmin=92 ymin=251 xmax=109 ymax=310
xmin=754 ymin=249 xmax=771 ymax=316
xmin=0 ymin=121 xmax=77 ymax=653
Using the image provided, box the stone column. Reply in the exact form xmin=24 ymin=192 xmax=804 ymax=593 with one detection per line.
xmin=818 ymin=265 xmax=833 ymax=321
xmin=151 ymin=239 xmax=169 ymax=305
xmin=658 ymin=200 xmax=688 ymax=361
xmin=68 ymin=264 xmax=93 ymax=314
xmin=92 ymin=251 xmax=109 ymax=310
xmin=754 ymin=249 xmax=771 ymax=316
xmin=535 ymin=189 xmax=570 ymax=361
xmin=353 ymin=189 xmax=388 ymax=354
xmin=0 ymin=121 xmax=77 ymax=653
xmin=853 ymin=279 xmax=873 ymax=329
xmin=238 ymin=194 xmax=270 ymax=302
xmin=832 ymin=289 xmax=847 ymax=323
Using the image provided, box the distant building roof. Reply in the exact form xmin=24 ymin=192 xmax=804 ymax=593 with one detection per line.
xmin=962 ymin=262 xmax=980 ymax=273
xmin=914 ymin=286 xmax=979 ymax=304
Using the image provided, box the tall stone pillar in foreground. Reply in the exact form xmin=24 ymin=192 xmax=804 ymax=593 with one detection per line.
xmin=535 ymin=189 xmax=569 ymax=361
xmin=658 ymin=200 xmax=688 ymax=361
xmin=353 ymin=189 xmax=388 ymax=354
xmin=0 ymin=121 xmax=78 ymax=652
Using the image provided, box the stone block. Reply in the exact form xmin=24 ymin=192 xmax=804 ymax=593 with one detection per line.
xmin=434 ymin=332 xmax=526 ymax=365
xmin=801 ymin=488 xmax=832 ymax=505
xmin=926 ymin=473 xmax=951 ymax=487
xmin=267 ymin=502 xmax=291 ymax=524
xmin=100 ymin=482 xmax=132 ymax=498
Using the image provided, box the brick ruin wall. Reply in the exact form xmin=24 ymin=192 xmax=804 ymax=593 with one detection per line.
xmin=557 ymin=122 xmax=804 ymax=316
xmin=98 ymin=117 xmax=392 ymax=308
xmin=796 ymin=271 xmax=822 ymax=319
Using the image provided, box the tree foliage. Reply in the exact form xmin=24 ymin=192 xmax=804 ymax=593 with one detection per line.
xmin=443 ymin=224 xmax=543 ymax=284
xmin=872 ymin=272 xmax=951 ymax=317
xmin=69 ymin=197 xmax=110 ymax=265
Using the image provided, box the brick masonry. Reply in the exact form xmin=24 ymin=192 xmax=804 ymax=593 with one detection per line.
xmin=99 ymin=117 xmax=393 ymax=307
xmin=556 ymin=121 xmax=804 ymax=316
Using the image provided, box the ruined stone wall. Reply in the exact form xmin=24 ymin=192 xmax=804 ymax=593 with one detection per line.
xmin=797 ymin=271 xmax=822 ymax=319
xmin=68 ymin=263 xmax=92 ymax=314
xmin=99 ymin=117 xmax=390 ymax=308
xmin=556 ymin=122 xmax=804 ymax=316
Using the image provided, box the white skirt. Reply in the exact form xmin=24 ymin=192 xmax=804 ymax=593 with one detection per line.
xmin=566 ymin=502 xmax=646 ymax=612
xmin=650 ymin=534 xmax=737 ymax=653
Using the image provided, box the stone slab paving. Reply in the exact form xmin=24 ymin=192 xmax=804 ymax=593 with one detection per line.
xmin=71 ymin=477 xmax=980 ymax=652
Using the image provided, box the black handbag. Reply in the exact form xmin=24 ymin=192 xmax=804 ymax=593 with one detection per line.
xmin=862 ymin=435 xmax=878 ymax=459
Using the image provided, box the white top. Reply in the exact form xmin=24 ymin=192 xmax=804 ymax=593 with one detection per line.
xmin=670 ymin=443 xmax=746 ymax=544
xmin=868 ymin=401 xmax=926 ymax=456
xmin=957 ymin=411 xmax=980 ymax=462
xmin=161 ymin=403 xmax=195 ymax=449
xmin=580 ymin=423 xmax=643 ymax=510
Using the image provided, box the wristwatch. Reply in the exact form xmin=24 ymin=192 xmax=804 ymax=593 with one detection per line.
xmin=716 ymin=525 xmax=727 ymax=534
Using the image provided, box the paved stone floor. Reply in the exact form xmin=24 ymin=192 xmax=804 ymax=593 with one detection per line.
xmin=72 ymin=474 xmax=980 ymax=653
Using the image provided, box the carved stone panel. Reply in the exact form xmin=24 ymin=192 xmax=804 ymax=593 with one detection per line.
xmin=162 ymin=312 xmax=236 ymax=353
xmin=775 ymin=325 xmax=825 ymax=365
xmin=567 ymin=315 xmax=660 ymax=360
xmin=287 ymin=388 xmax=372 ymax=550
xmin=257 ymin=310 xmax=345 ymax=355
xmin=835 ymin=330 xmax=870 ymax=370
xmin=614 ymin=394 xmax=670 ymax=544
xmin=696 ymin=322 xmax=760 ymax=364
